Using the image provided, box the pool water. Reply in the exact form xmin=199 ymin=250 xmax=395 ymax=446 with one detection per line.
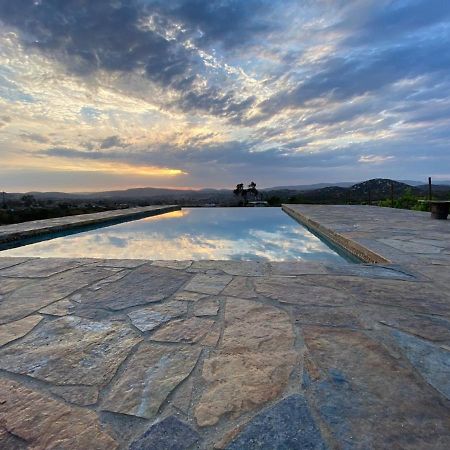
xmin=0 ymin=208 xmax=354 ymax=262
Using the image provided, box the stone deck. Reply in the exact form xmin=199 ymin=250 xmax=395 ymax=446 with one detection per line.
xmin=0 ymin=205 xmax=449 ymax=449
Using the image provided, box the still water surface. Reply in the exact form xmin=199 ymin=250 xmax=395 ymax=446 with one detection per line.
xmin=0 ymin=208 xmax=352 ymax=262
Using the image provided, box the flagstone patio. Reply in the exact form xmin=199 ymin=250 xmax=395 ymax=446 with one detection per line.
xmin=0 ymin=205 xmax=449 ymax=449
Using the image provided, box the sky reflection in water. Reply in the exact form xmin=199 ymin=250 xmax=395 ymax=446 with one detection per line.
xmin=1 ymin=208 xmax=350 ymax=262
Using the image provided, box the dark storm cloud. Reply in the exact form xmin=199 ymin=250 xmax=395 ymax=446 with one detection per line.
xmin=177 ymin=88 xmax=256 ymax=123
xmin=0 ymin=0 xmax=198 ymax=88
xmin=99 ymin=135 xmax=129 ymax=149
xmin=0 ymin=0 xmax=265 ymax=120
xmin=158 ymin=0 xmax=277 ymax=49
xmin=42 ymin=141 xmax=359 ymax=170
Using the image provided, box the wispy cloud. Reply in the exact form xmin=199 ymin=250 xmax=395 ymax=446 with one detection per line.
xmin=358 ymin=155 xmax=395 ymax=164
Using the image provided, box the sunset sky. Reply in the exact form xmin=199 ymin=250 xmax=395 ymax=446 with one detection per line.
xmin=1 ymin=0 xmax=449 ymax=192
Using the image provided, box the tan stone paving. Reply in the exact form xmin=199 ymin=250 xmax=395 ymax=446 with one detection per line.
xmin=0 ymin=205 xmax=449 ymax=449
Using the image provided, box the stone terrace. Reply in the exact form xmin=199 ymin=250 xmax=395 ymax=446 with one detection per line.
xmin=0 ymin=205 xmax=449 ymax=449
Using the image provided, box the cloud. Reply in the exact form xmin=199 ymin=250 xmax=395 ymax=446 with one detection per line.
xmin=99 ymin=135 xmax=129 ymax=149
xmin=358 ymin=155 xmax=394 ymax=164
xmin=20 ymin=132 xmax=49 ymax=143
xmin=0 ymin=115 xmax=11 ymax=128
xmin=260 ymin=39 xmax=450 ymax=116
xmin=160 ymin=0 xmax=279 ymax=49
xmin=41 ymin=141 xmax=362 ymax=171
xmin=0 ymin=0 xmax=257 ymax=121
xmin=338 ymin=0 xmax=450 ymax=46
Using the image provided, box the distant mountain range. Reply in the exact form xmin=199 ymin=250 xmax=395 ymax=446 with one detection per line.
xmin=264 ymin=179 xmax=450 ymax=191
xmin=262 ymin=182 xmax=356 ymax=191
xmin=6 ymin=178 xmax=450 ymax=205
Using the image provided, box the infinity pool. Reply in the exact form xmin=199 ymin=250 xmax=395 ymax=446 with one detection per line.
xmin=0 ymin=208 xmax=354 ymax=262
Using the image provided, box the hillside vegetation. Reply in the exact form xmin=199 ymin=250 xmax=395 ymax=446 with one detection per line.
xmin=2 ymin=179 xmax=449 ymax=224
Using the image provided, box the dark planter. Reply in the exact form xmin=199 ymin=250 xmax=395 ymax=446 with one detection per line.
xmin=431 ymin=203 xmax=450 ymax=220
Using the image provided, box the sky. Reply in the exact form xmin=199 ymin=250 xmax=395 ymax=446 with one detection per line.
xmin=0 ymin=0 xmax=450 ymax=192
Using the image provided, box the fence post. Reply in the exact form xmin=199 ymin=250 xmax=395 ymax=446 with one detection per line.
xmin=428 ymin=177 xmax=432 ymax=200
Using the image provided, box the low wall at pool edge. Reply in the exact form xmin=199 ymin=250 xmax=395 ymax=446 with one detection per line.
xmin=0 ymin=205 xmax=181 ymax=245
xmin=282 ymin=204 xmax=390 ymax=264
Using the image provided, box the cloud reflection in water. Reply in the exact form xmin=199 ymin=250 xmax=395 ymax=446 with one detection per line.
xmin=2 ymin=208 xmax=348 ymax=262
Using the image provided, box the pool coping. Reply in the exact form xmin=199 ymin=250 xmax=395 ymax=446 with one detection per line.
xmin=0 ymin=205 xmax=180 ymax=245
xmin=282 ymin=204 xmax=390 ymax=264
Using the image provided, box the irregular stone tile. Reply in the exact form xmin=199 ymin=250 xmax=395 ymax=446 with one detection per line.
xmin=0 ymin=379 xmax=117 ymax=449
xmin=0 ymin=277 xmax=31 ymax=295
xmin=374 ymin=309 xmax=450 ymax=342
xmin=128 ymin=302 xmax=187 ymax=332
xmin=391 ymin=330 xmax=450 ymax=400
xmin=89 ymin=259 xmax=148 ymax=268
xmin=129 ymin=416 xmax=200 ymax=450
xmin=49 ymin=385 xmax=99 ymax=406
xmin=221 ymin=276 xmax=257 ymax=299
xmin=302 ymin=353 xmax=322 ymax=389
xmin=151 ymin=317 xmax=215 ymax=343
xmin=407 ymin=263 xmax=450 ymax=288
xmin=200 ymin=323 xmax=221 ymax=347
xmin=0 ymin=315 xmax=43 ymax=347
xmin=69 ymin=303 xmax=119 ymax=321
xmin=194 ymin=297 xmax=220 ymax=316
xmin=0 ymin=257 xmax=32 ymax=270
xmin=195 ymin=351 xmax=297 ymax=427
xmin=270 ymin=261 xmax=328 ymax=275
xmin=184 ymin=273 xmax=232 ymax=295
xmin=333 ymin=278 xmax=450 ymax=316
xmin=190 ymin=261 xmax=270 ymax=276
xmin=173 ymin=290 xmax=208 ymax=302
xmin=90 ymin=270 xmax=130 ymax=290
xmin=226 ymin=394 xmax=327 ymax=450
xmin=77 ymin=265 xmax=191 ymax=310
xmin=325 ymin=263 xmax=416 ymax=280
xmin=0 ymin=258 xmax=83 ymax=278
xmin=103 ymin=343 xmax=201 ymax=419
xmin=0 ymin=265 xmax=119 ymax=324
xmin=39 ymin=299 xmax=74 ymax=316
xmin=152 ymin=260 xmax=193 ymax=270
xmin=304 ymin=327 xmax=450 ymax=449
xmin=195 ymin=299 xmax=297 ymax=427
xmin=416 ymin=238 xmax=449 ymax=247
xmin=222 ymin=298 xmax=294 ymax=352
xmin=0 ymin=316 xmax=141 ymax=386
xmin=294 ymin=306 xmax=361 ymax=329
xmin=380 ymin=238 xmax=443 ymax=254
xmin=169 ymin=376 xmax=195 ymax=414
xmin=214 ymin=426 xmax=245 ymax=450
xmin=254 ymin=276 xmax=351 ymax=306
xmin=0 ymin=426 xmax=28 ymax=450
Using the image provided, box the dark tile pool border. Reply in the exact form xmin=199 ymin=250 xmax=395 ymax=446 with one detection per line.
xmin=0 ymin=205 xmax=180 ymax=245
xmin=282 ymin=204 xmax=390 ymax=264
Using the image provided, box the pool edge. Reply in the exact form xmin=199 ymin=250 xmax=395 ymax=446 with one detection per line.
xmin=282 ymin=204 xmax=390 ymax=264
xmin=0 ymin=205 xmax=181 ymax=245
